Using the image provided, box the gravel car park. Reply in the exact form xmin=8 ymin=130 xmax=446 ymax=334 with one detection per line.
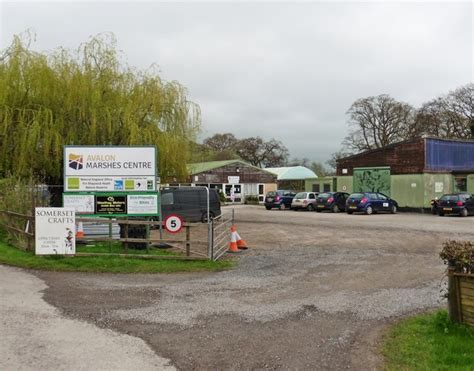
xmin=5 ymin=206 xmax=473 ymax=370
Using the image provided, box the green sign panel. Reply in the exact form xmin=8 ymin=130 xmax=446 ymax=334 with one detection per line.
xmin=353 ymin=167 xmax=391 ymax=196
xmin=63 ymin=192 xmax=160 ymax=217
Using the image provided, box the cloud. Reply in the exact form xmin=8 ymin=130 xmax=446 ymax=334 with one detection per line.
xmin=1 ymin=1 xmax=472 ymax=162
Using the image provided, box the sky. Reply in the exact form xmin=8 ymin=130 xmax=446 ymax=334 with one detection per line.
xmin=1 ymin=1 xmax=473 ymax=164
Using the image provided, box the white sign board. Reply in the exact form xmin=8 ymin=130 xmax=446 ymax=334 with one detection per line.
xmin=127 ymin=194 xmax=158 ymax=215
xmin=35 ymin=208 xmax=75 ymax=255
xmin=435 ymin=182 xmax=444 ymax=193
xmin=228 ymin=176 xmax=240 ymax=184
xmin=63 ymin=194 xmax=95 ymax=214
xmin=64 ymin=146 xmax=156 ymax=192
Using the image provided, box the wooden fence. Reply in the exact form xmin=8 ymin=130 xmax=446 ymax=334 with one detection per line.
xmin=448 ymin=269 xmax=474 ymax=327
xmin=0 ymin=211 xmax=211 ymax=261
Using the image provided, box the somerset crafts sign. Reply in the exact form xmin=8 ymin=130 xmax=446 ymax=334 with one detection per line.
xmin=35 ymin=208 xmax=76 ymax=255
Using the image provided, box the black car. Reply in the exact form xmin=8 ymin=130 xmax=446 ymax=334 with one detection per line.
xmin=264 ymin=190 xmax=296 ymax=210
xmin=315 ymin=192 xmax=350 ymax=213
xmin=346 ymin=192 xmax=398 ymax=215
xmin=161 ymin=188 xmax=221 ymax=222
xmin=437 ymin=193 xmax=474 ymax=217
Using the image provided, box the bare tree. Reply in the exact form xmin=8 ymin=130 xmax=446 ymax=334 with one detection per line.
xmin=235 ymin=137 xmax=288 ymax=167
xmin=416 ymin=83 xmax=474 ymax=138
xmin=203 ymin=133 xmax=238 ymax=152
xmin=343 ymin=95 xmax=417 ymax=151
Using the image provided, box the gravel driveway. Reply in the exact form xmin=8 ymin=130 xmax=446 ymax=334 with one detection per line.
xmin=11 ymin=206 xmax=474 ymax=369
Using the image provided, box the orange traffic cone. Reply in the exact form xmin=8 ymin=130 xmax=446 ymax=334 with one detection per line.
xmin=76 ymin=222 xmax=84 ymax=239
xmin=235 ymin=230 xmax=248 ymax=250
xmin=228 ymin=227 xmax=240 ymax=253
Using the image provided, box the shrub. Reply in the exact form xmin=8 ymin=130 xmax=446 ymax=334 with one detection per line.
xmin=440 ymin=240 xmax=474 ymax=274
xmin=244 ymin=195 xmax=260 ymax=204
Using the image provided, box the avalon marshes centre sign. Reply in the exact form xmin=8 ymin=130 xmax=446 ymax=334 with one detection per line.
xmin=64 ymin=146 xmax=157 ymax=192
xmin=35 ymin=208 xmax=76 ymax=255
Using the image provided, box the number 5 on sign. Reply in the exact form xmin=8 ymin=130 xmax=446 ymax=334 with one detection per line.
xmin=164 ymin=215 xmax=183 ymax=234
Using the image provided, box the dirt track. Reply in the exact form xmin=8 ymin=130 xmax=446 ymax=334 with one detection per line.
xmin=11 ymin=206 xmax=474 ymax=369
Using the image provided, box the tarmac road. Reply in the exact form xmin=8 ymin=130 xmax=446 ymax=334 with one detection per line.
xmin=2 ymin=206 xmax=473 ymax=369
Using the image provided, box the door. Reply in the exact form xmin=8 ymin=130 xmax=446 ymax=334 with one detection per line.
xmin=377 ymin=193 xmax=390 ymax=211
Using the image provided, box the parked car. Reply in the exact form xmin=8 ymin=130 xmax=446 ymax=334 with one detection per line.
xmin=291 ymin=192 xmax=319 ymax=211
xmin=437 ymin=193 xmax=474 ymax=217
xmin=346 ymin=192 xmax=398 ymax=215
xmin=315 ymin=192 xmax=350 ymax=213
xmin=264 ymin=190 xmax=296 ymax=210
xmin=430 ymin=197 xmax=439 ymax=214
xmin=161 ymin=187 xmax=221 ymax=222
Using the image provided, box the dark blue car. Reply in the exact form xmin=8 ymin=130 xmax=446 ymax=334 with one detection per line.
xmin=264 ymin=190 xmax=296 ymax=210
xmin=346 ymin=192 xmax=398 ymax=215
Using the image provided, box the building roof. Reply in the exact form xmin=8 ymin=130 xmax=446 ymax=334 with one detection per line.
xmin=265 ymin=166 xmax=318 ymax=180
xmin=187 ymin=159 xmax=275 ymax=175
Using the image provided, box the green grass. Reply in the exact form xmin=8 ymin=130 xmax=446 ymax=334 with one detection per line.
xmin=383 ymin=310 xmax=474 ymax=370
xmin=0 ymin=235 xmax=233 ymax=274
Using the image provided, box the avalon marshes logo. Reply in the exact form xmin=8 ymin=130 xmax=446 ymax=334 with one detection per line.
xmin=68 ymin=154 xmax=83 ymax=170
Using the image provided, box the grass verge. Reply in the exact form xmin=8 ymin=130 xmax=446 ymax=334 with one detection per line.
xmin=383 ymin=309 xmax=474 ymax=370
xmin=0 ymin=235 xmax=233 ymax=274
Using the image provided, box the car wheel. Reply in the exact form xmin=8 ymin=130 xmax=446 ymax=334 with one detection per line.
xmin=346 ymin=211 xmax=353 ymax=214
xmin=316 ymin=209 xmax=322 ymax=212
xmin=438 ymin=211 xmax=444 ymax=217
xmin=279 ymin=203 xmax=286 ymax=210
xmin=365 ymin=206 xmax=373 ymax=215
xmin=265 ymin=206 xmax=272 ymax=210
xmin=391 ymin=205 xmax=397 ymax=214
xmin=460 ymin=208 xmax=468 ymax=217
xmin=332 ymin=204 xmax=340 ymax=213
xmin=201 ymin=211 xmax=215 ymax=223
xmin=307 ymin=204 xmax=314 ymax=211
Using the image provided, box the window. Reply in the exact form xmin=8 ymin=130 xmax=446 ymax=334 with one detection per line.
xmin=313 ymin=184 xmax=320 ymax=192
xmin=377 ymin=193 xmax=388 ymax=200
xmin=323 ymin=183 xmax=331 ymax=192
xmin=454 ymin=177 xmax=467 ymax=192
xmin=309 ymin=193 xmax=315 ymax=199
xmin=258 ymin=184 xmax=264 ymax=195
xmin=161 ymin=192 xmax=174 ymax=205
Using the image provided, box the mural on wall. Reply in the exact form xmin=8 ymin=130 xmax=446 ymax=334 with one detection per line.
xmin=353 ymin=168 xmax=391 ymax=195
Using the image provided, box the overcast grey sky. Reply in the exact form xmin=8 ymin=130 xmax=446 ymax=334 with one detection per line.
xmin=1 ymin=1 xmax=472 ymax=164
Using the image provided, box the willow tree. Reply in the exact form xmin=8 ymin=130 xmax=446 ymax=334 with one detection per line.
xmin=0 ymin=32 xmax=200 ymax=188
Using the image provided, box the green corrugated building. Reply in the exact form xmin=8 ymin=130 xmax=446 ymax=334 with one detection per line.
xmin=332 ymin=137 xmax=474 ymax=210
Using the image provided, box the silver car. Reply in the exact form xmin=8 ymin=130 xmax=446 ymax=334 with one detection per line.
xmin=291 ymin=192 xmax=318 ymax=211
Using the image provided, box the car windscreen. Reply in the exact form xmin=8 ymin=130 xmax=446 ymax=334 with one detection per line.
xmin=318 ymin=193 xmax=332 ymax=199
xmin=266 ymin=191 xmax=276 ymax=197
xmin=349 ymin=193 xmax=365 ymax=199
xmin=440 ymin=195 xmax=459 ymax=201
xmin=294 ymin=192 xmax=307 ymax=199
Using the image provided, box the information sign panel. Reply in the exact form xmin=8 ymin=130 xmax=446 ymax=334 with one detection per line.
xmin=127 ymin=194 xmax=159 ymax=215
xmin=64 ymin=146 xmax=156 ymax=192
xmin=35 ymin=208 xmax=75 ymax=255
xmin=63 ymin=194 xmax=95 ymax=214
xmin=95 ymin=195 xmax=127 ymax=214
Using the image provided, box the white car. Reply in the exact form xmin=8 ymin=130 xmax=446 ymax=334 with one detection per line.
xmin=291 ymin=192 xmax=318 ymax=211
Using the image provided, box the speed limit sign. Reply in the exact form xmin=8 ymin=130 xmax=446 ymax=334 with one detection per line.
xmin=164 ymin=215 xmax=183 ymax=234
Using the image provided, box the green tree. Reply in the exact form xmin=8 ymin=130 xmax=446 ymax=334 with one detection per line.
xmin=0 ymin=32 xmax=200 ymax=186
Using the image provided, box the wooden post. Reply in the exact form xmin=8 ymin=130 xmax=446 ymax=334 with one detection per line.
xmin=448 ymin=266 xmax=462 ymax=323
xmin=124 ymin=219 xmax=129 ymax=254
xmin=186 ymin=226 xmax=191 ymax=256
xmin=145 ymin=218 xmax=150 ymax=254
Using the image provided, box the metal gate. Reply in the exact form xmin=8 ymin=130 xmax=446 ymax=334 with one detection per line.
xmin=209 ymin=209 xmax=235 ymax=261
